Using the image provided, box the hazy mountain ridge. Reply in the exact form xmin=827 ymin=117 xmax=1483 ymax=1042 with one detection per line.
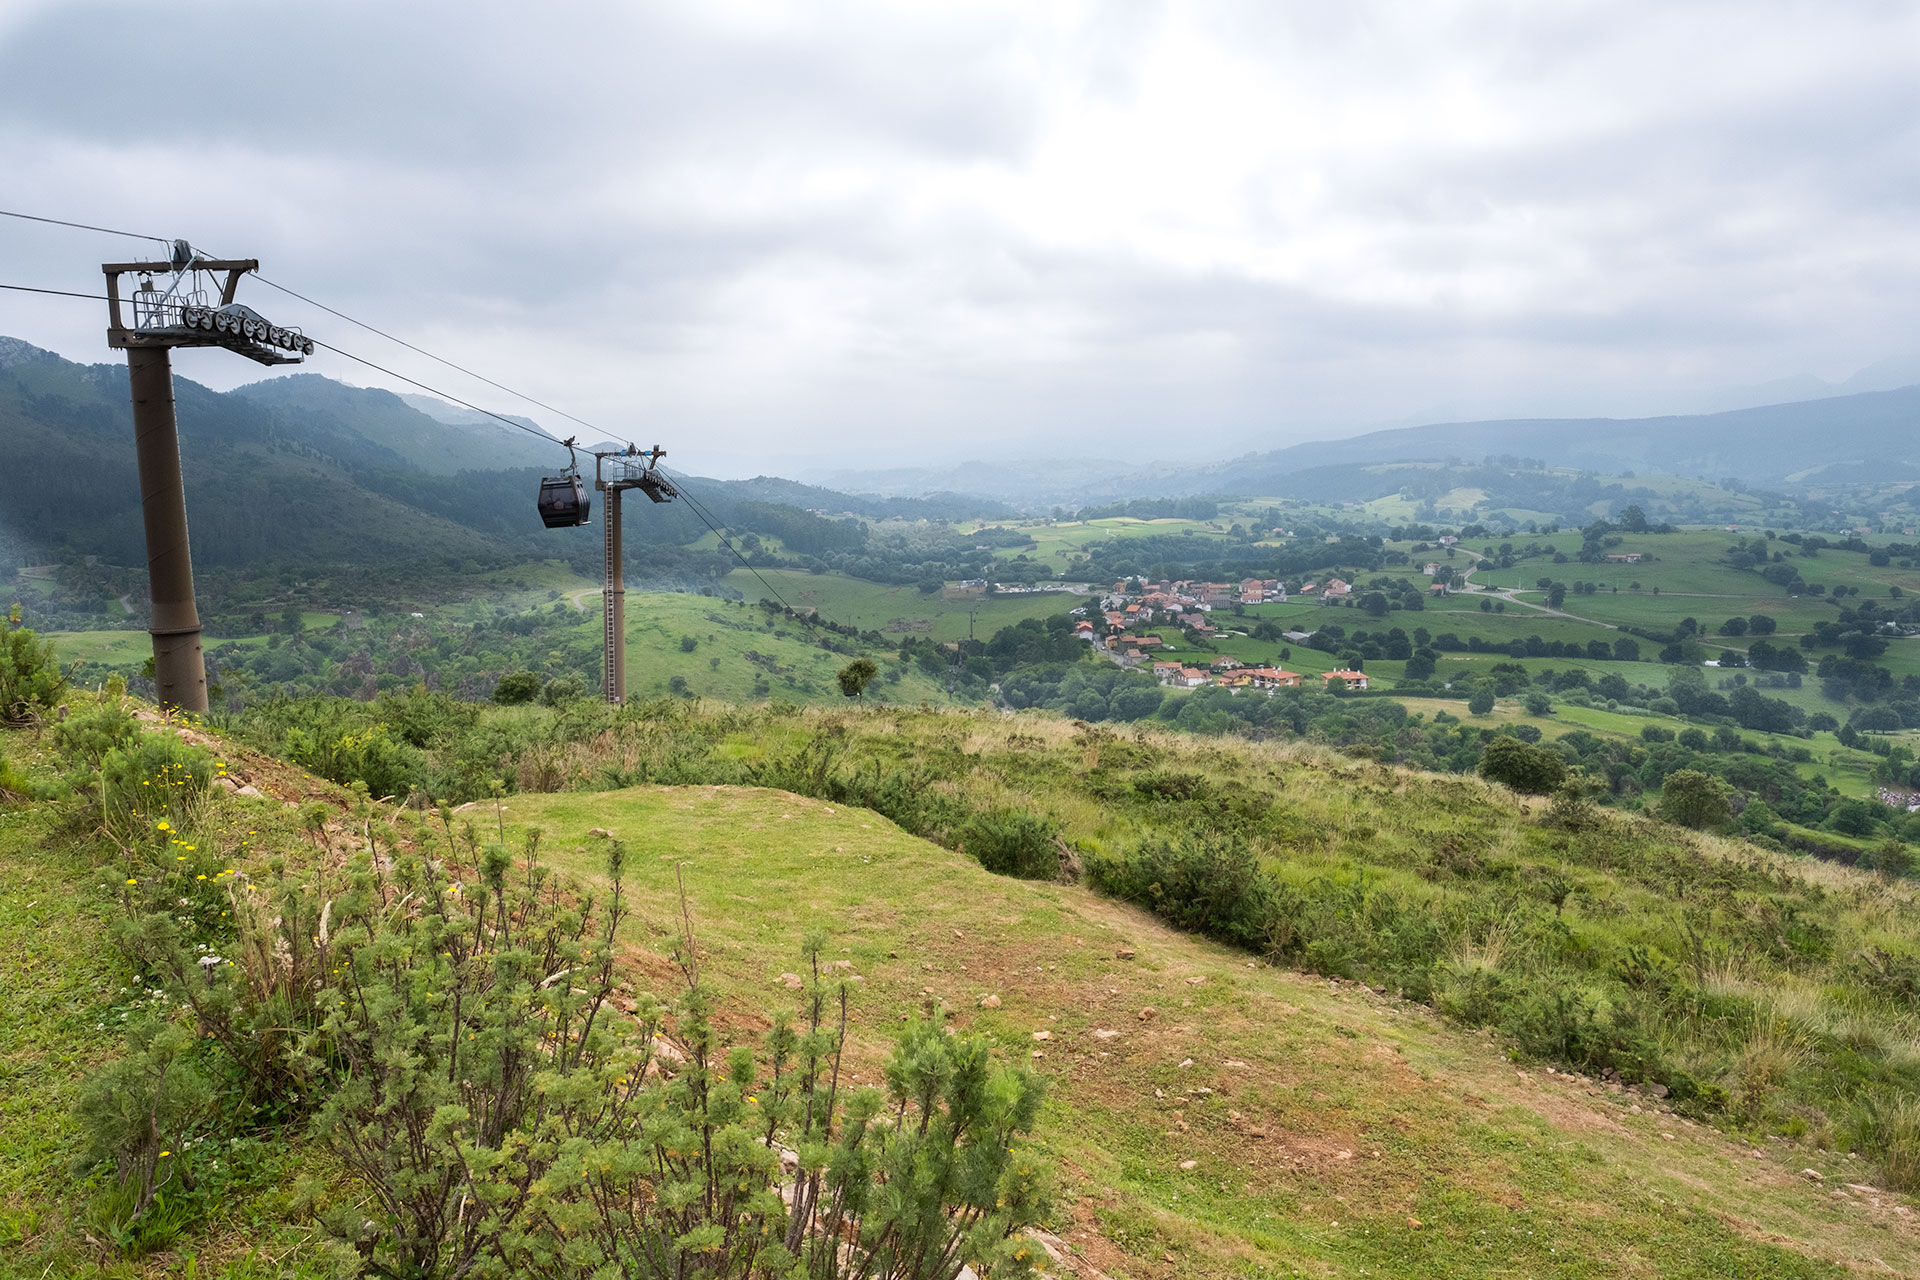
xmin=232 ymin=375 xmax=564 ymax=474
xmin=0 ymin=341 xmax=1009 ymax=573
xmin=819 ymin=383 xmax=1920 ymax=508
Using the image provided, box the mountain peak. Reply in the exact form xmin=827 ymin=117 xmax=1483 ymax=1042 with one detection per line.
xmin=0 ymin=336 xmax=59 ymax=371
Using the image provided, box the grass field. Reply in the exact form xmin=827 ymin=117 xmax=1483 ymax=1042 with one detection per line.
xmin=724 ymin=569 xmax=1079 ymax=641
xmin=603 ymin=591 xmax=955 ymax=704
xmin=960 ymin=517 xmax=1241 ymax=568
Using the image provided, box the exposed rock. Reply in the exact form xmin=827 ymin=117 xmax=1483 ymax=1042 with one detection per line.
xmin=777 ymin=972 xmax=804 ymax=989
xmin=979 ymin=994 xmax=1001 ymax=1008
xmin=1178 ymin=1057 xmax=1193 ymax=1068
xmin=1138 ymin=1007 xmax=1157 ymax=1021
xmin=1032 ymin=1030 xmax=1052 ymax=1041
xmin=1092 ymin=1028 xmax=1119 ymax=1040
xmin=1178 ymin=1159 xmax=1198 ymax=1170
xmin=1802 ymin=1168 xmax=1824 ymax=1182
xmin=1115 ymin=947 xmax=1136 ymax=960
xmin=1649 ymin=1082 xmax=1670 ymax=1099
xmin=588 ymin=827 xmax=611 ymax=838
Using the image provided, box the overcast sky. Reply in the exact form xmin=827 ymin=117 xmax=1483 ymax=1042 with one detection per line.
xmin=2 ymin=0 xmax=1917 ymax=479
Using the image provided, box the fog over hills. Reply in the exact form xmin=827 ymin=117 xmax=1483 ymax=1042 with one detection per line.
xmin=818 ymin=382 xmax=1920 ymax=506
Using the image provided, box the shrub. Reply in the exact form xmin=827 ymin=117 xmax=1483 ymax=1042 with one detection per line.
xmin=1478 ymin=736 xmax=1567 ymax=795
xmin=1658 ymin=770 xmax=1731 ymax=830
xmin=297 ymin=839 xmax=1049 ymax=1280
xmin=1467 ymin=689 xmax=1495 ymax=715
xmin=1089 ymin=831 xmax=1277 ymax=951
xmin=283 ymin=721 xmax=425 ymax=800
xmin=959 ymin=809 xmax=1061 ymax=879
xmin=71 ymin=1021 xmax=217 ymax=1255
xmin=491 ymin=670 xmax=541 ymax=704
xmin=52 ymin=699 xmax=140 ymax=769
xmin=101 ymin=732 xmax=213 ymax=838
xmin=0 ymin=622 xmax=64 ymax=725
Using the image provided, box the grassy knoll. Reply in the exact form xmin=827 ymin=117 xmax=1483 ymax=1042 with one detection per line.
xmin=496 ymin=782 xmax=1898 ymax=1278
xmin=14 ymin=685 xmax=1920 ymax=1276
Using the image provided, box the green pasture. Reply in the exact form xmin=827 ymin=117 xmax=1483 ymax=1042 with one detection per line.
xmin=724 ymin=569 xmax=1077 ymax=641
xmin=960 ymin=516 xmax=1239 ymax=567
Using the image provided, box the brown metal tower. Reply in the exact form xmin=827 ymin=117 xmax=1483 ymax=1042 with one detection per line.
xmin=102 ymin=243 xmax=312 ymax=713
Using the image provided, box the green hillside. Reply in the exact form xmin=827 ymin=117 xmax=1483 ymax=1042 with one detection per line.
xmin=8 ymin=678 xmax=1920 ymax=1276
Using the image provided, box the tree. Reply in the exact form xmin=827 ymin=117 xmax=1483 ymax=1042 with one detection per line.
xmin=492 ymin=671 xmax=541 ymax=705
xmin=1468 ymin=688 xmax=1496 ymax=716
xmin=1658 ymin=770 xmax=1731 ymax=830
xmin=1869 ymin=840 xmax=1915 ymax=883
xmin=837 ymin=657 xmax=879 ymax=702
xmin=1546 ymin=583 xmax=1567 ymax=608
xmin=1478 ymin=736 xmax=1567 ymax=794
xmin=1748 ymin=614 xmax=1777 ymax=635
xmin=1720 ymin=617 xmax=1748 ymax=637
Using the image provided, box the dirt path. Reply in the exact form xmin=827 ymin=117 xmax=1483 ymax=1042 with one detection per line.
xmin=1455 ymin=551 xmax=1623 ymax=628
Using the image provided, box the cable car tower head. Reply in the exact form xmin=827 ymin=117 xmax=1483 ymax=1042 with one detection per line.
xmin=104 ymin=240 xmax=314 ymax=365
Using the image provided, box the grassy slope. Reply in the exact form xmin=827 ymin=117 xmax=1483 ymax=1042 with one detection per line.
xmin=725 ymin=569 xmax=1077 ymax=642
xmin=494 ymin=783 xmax=1906 ymax=1278
xmin=9 ymin=696 xmax=1920 ymax=1275
xmin=53 ymin=590 xmax=958 ymax=711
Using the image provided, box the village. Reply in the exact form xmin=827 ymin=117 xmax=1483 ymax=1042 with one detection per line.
xmin=1068 ymin=574 xmax=1377 ymax=694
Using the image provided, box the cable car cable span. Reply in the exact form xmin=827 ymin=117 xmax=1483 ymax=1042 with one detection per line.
xmin=304 ymin=336 xmax=570 ymax=451
xmin=0 ymin=282 xmax=111 ymax=301
xmin=0 ymin=208 xmax=171 ymax=245
xmin=656 ymin=467 xmax=795 ymax=613
xmin=250 ymin=275 xmax=606 ymax=440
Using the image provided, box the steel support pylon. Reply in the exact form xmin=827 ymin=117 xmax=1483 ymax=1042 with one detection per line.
xmin=603 ymin=487 xmax=625 ymax=703
xmin=126 ymin=347 xmax=207 ymax=714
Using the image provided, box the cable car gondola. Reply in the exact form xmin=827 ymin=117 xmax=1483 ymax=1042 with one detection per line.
xmin=536 ymin=438 xmax=591 ymax=527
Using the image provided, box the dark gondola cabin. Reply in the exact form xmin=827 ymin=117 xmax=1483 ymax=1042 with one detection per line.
xmin=537 ymin=474 xmax=591 ymax=527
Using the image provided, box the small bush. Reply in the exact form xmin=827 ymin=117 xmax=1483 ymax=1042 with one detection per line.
xmin=0 ymin=622 xmax=64 ymax=725
xmin=283 ymin=722 xmax=424 ymax=800
xmin=1090 ymin=831 xmax=1276 ymax=950
xmin=101 ymin=732 xmax=213 ymax=837
xmin=51 ymin=700 xmax=139 ymax=769
xmin=959 ymin=809 xmax=1062 ymax=879
xmin=71 ymin=1021 xmax=217 ymax=1255
xmin=491 ymin=670 xmax=541 ymax=705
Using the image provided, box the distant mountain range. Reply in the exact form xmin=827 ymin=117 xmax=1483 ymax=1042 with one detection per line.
xmin=818 ymin=381 xmax=1920 ymax=506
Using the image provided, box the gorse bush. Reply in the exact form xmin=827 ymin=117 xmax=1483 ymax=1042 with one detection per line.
xmin=168 ymin=822 xmax=1047 ymax=1280
xmin=958 ymin=810 xmax=1061 ymax=880
xmin=88 ymin=793 xmax=1052 ymax=1278
xmin=0 ymin=619 xmax=64 ymax=725
xmin=284 ymin=720 xmax=426 ymax=800
xmin=50 ymin=698 xmax=139 ymax=770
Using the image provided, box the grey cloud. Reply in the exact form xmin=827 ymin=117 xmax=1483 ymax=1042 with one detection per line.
xmin=2 ymin=0 xmax=1918 ymax=474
